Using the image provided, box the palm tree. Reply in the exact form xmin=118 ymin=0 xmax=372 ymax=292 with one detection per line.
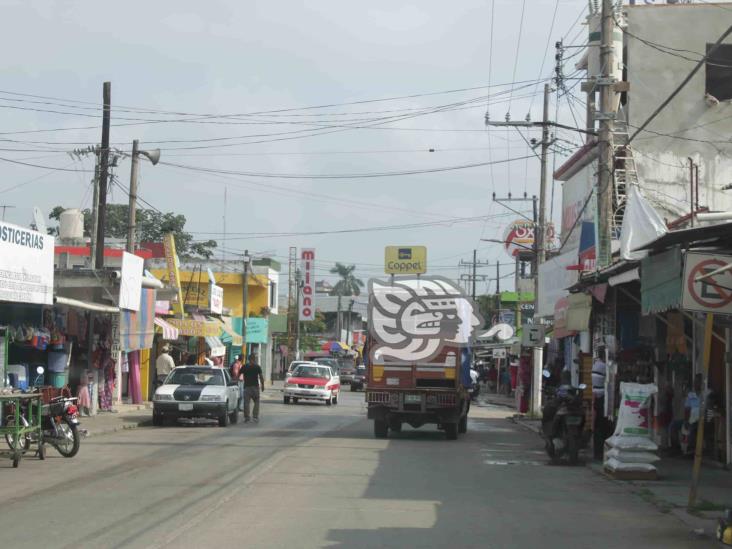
xmin=329 ymin=263 xmax=364 ymax=297
xmin=329 ymin=263 xmax=363 ymax=343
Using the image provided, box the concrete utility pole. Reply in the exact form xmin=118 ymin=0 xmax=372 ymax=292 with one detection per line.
xmin=126 ymin=140 xmax=140 ymax=253
xmin=241 ymin=250 xmax=251 ymax=357
xmin=596 ymin=0 xmax=616 ymax=268
xmin=295 ymin=269 xmax=302 ymax=360
xmin=90 ymin=157 xmax=100 ymax=265
xmin=95 ymin=82 xmax=111 ymax=270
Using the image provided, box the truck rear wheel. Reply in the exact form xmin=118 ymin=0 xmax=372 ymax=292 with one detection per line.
xmin=374 ymin=420 xmax=388 ymax=439
xmin=458 ymin=415 xmax=467 ymax=434
xmin=445 ymin=422 xmax=458 ymax=440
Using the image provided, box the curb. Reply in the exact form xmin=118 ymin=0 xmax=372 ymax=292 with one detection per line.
xmin=83 ymin=417 xmax=153 ymax=438
xmin=508 ymin=415 xmax=541 ymax=434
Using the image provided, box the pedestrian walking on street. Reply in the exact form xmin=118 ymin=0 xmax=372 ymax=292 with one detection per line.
xmin=242 ymin=353 xmax=265 ymax=423
xmin=229 ymin=354 xmax=244 ymax=411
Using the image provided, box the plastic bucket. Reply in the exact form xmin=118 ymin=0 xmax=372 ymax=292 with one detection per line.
xmin=49 ymin=371 xmax=68 ymax=388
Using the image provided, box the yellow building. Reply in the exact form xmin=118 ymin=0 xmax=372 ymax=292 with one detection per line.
xmin=149 ymin=259 xmax=279 ymax=318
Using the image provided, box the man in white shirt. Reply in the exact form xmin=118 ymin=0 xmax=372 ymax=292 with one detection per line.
xmin=155 ymin=344 xmax=176 ymax=386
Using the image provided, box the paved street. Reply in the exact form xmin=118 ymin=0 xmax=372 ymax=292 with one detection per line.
xmin=0 ymin=391 xmax=711 ymax=549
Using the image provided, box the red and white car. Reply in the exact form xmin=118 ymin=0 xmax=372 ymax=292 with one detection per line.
xmin=283 ymin=364 xmax=340 ymax=406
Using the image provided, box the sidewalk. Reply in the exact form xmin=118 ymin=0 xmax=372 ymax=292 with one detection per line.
xmin=79 ymin=402 xmax=153 ymax=438
xmin=487 ymin=390 xmax=732 ymax=537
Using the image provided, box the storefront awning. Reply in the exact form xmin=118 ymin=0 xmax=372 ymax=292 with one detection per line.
xmin=205 ymin=336 xmax=226 ymax=357
xmin=641 ymin=246 xmax=683 ymax=314
xmin=216 ymin=317 xmax=243 ymax=346
xmin=154 ymin=317 xmax=180 ymax=340
xmin=166 ymin=318 xmax=220 ymax=337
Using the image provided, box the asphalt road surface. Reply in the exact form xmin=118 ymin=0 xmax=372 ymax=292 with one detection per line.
xmin=0 ymin=390 xmax=710 ymax=549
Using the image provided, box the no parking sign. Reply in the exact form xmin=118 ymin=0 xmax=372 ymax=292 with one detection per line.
xmin=681 ymin=252 xmax=732 ymax=314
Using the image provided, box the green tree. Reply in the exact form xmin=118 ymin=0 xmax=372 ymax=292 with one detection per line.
xmin=49 ymin=205 xmax=217 ymax=258
xmin=301 ymin=311 xmax=327 ymax=351
xmin=329 ymin=263 xmax=364 ymax=297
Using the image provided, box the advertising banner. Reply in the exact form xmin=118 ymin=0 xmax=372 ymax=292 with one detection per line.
xmin=163 ymin=233 xmax=184 ymax=317
xmin=166 ymin=318 xmax=220 ymax=337
xmin=502 ymin=220 xmax=535 ymax=258
xmin=209 ymin=284 xmax=224 ymax=315
xmin=0 ymin=221 xmax=54 ymax=305
xmin=119 ymin=252 xmax=144 ymax=311
xmin=299 ymin=248 xmax=315 ymax=321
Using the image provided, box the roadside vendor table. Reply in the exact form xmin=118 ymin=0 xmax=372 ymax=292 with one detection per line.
xmin=0 ymin=393 xmax=44 ymax=468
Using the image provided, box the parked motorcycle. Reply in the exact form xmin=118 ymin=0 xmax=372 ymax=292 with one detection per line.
xmin=4 ymin=367 xmax=81 ymax=458
xmin=540 ymin=370 xmax=586 ymax=465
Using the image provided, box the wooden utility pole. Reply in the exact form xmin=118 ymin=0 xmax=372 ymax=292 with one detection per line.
xmin=126 ymin=139 xmax=140 ymax=253
xmin=94 ymin=82 xmax=112 ymax=269
xmin=597 ymin=0 xmax=615 ymax=268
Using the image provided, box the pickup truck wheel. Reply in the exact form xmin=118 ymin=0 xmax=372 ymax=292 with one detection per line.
xmin=374 ymin=420 xmax=388 ymax=438
xmin=445 ymin=422 xmax=458 ymax=440
xmin=458 ymin=415 xmax=468 ymax=434
xmin=389 ymin=420 xmax=402 ymax=432
xmin=350 ymin=385 xmax=356 ymax=392
xmin=325 ymin=396 xmax=332 ymax=406
xmin=229 ymin=408 xmax=239 ymax=424
xmin=332 ymin=394 xmax=338 ymax=405
xmin=283 ymin=396 xmax=290 ymax=404
xmin=292 ymin=397 xmax=299 ymax=404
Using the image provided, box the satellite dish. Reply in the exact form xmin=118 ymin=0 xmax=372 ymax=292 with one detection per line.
xmin=33 ymin=206 xmax=46 ymax=234
xmin=483 ymin=323 xmax=515 ymax=342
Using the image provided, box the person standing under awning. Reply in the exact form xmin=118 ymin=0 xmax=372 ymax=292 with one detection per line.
xmin=155 ymin=344 xmax=176 ymax=387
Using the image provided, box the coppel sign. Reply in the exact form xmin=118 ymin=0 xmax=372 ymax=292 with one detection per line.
xmin=384 ymin=246 xmax=427 ymax=274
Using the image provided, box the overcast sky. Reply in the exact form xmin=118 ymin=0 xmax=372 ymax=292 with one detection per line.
xmin=2 ymin=0 xmax=596 ymax=298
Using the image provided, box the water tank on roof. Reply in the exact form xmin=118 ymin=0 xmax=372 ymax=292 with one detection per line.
xmin=59 ymin=208 xmax=84 ymax=240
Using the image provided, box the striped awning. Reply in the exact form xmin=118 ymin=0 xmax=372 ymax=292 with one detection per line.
xmin=154 ymin=317 xmax=180 ymax=340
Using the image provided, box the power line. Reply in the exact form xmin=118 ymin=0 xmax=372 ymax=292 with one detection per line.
xmin=158 ymin=153 xmax=536 ymax=180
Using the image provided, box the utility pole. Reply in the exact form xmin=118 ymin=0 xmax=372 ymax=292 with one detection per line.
xmin=538 ymin=83 xmax=550 ymax=265
xmin=94 ymin=81 xmax=111 ymax=270
xmin=336 ymin=293 xmax=342 ymax=342
xmin=295 ymin=269 xmax=302 ymax=360
xmin=126 ymin=140 xmax=140 ymax=253
xmin=346 ymin=299 xmax=354 ymax=345
xmin=597 ymin=0 xmax=616 ymax=268
xmin=241 ymin=250 xmax=250 ymax=357
xmin=0 ymin=205 xmax=15 ymax=222
xmin=472 ymin=249 xmax=477 ymax=302
xmin=90 ymin=158 xmax=100 ymax=264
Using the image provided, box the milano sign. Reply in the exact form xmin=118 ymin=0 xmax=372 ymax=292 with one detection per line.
xmin=299 ymin=248 xmax=315 ymax=321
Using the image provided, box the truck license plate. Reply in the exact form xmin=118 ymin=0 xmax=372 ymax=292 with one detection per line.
xmin=404 ymin=394 xmax=421 ymax=404
xmin=178 ymin=403 xmax=194 ymax=411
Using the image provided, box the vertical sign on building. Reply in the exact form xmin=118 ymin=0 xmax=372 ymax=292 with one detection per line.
xmin=163 ymin=233 xmax=185 ymax=317
xmin=299 ymin=248 xmax=315 ymax=321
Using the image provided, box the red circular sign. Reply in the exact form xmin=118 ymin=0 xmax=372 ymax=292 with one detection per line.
xmin=687 ymin=259 xmax=732 ymax=309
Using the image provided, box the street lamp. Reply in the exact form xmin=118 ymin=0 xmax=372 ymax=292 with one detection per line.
xmin=241 ymin=250 xmax=251 ymax=357
xmin=126 ymin=140 xmax=161 ymax=253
